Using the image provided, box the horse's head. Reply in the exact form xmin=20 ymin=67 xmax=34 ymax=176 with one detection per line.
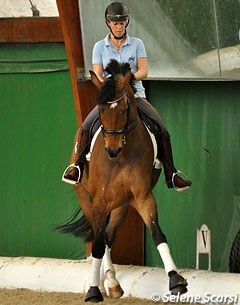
xmin=90 ymin=59 xmax=137 ymax=159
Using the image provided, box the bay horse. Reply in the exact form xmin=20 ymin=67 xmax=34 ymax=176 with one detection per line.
xmin=59 ymin=59 xmax=188 ymax=302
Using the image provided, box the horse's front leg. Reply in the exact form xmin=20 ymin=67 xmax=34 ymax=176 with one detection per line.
xmin=131 ymin=195 xmax=188 ymax=295
xmin=85 ymin=212 xmax=107 ymax=303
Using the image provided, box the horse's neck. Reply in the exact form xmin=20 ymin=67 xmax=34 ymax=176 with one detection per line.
xmin=126 ymin=117 xmax=148 ymax=151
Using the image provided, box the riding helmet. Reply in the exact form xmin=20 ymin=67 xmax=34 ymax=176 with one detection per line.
xmin=105 ymin=2 xmax=130 ymax=23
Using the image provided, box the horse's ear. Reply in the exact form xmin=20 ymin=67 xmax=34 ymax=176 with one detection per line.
xmin=89 ymin=70 xmax=102 ymax=90
xmin=125 ymin=70 xmax=132 ymax=84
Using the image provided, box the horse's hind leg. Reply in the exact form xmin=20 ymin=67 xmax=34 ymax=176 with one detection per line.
xmin=131 ymin=196 xmax=188 ymax=295
xmin=101 ymin=245 xmax=124 ymax=299
xmin=101 ymin=206 xmax=128 ymax=299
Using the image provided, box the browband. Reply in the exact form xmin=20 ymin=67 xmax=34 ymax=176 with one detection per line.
xmin=107 ymin=92 xmax=127 ymax=104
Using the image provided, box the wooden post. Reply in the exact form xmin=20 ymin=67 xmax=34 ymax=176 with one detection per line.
xmin=56 ymin=0 xmax=96 ymax=127
xmin=56 ymin=0 xmax=144 ymax=266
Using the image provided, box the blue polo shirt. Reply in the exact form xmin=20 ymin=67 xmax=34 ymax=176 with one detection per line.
xmin=92 ymin=34 xmax=147 ymax=97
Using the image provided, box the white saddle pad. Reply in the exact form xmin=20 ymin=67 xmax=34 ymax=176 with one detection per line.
xmin=85 ymin=127 xmax=102 ymax=162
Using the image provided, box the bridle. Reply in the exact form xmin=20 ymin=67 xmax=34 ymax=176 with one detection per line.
xmin=99 ymin=91 xmax=137 ymax=144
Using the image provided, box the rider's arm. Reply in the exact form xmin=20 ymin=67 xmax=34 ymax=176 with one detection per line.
xmin=134 ymin=57 xmax=148 ymax=81
xmin=92 ymin=64 xmax=104 ymax=82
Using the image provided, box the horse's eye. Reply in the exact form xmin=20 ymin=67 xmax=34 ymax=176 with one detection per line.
xmin=99 ymin=108 xmax=104 ymax=114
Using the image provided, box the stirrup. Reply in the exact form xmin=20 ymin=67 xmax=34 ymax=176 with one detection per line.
xmin=172 ymin=170 xmax=190 ymax=193
xmin=61 ymin=163 xmax=81 ymax=185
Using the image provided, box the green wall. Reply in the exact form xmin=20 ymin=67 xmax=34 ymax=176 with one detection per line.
xmin=0 ymin=43 xmax=86 ymax=259
xmin=146 ymin=80 xmax=240 ymax=271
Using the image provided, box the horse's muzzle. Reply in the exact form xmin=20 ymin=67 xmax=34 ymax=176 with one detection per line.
xmin=106 ymin=147 xmax=122 ymax=159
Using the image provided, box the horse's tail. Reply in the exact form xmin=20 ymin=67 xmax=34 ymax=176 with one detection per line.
xmin=56 ymin=207 xmax=94 ymax=242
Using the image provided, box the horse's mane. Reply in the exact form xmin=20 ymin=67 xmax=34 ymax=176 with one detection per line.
xmin=97 ymin=59 xmax=136 ymax=105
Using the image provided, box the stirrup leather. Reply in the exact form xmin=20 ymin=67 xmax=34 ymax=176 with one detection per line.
xmin=62 ymin=163 xmax=81 ymax=185
xmin=172 ymin=170 xmax=190 ymax=193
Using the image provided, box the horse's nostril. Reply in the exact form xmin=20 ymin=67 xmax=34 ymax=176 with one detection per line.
xmin=106 ymin=147 xmax=122 ymax=158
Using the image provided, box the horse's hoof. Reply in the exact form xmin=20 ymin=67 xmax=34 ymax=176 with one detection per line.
xmin=169 ymin=273 xmax=188 ymax=295
xmin=85 ymin=286 xmax=103 ymax=303
xmin=108 ymin=284 xmax=124 ymax=299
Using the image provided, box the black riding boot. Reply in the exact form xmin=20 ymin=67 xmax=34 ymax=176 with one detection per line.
xmin=62 ymin=128 xmax=89 ymax=185
xmin=161 ymin=131 xmax=192 ymax=191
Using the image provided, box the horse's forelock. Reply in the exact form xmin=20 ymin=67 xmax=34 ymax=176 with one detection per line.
xmin=97 ymin=60 xmax=136 ymax=104
xmin=96 ymin=79 xmax=116 ymax=105
xmin=105 ymin=59 xmax=123 ymax=77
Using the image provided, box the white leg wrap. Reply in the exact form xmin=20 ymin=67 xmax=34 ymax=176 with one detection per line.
xmin=157 ymin=243 xmax=177 ymax=274
xmin=88 ymin=257 xmax=102 ymax=287
xmin=102 ymin=246 xmax=120 ymax=289
xmin=99 ymin=261 xmax=107 ymax=296
xmin=103 ymin=246 xmax=115 ymax=274
xmin=100 ymin=257 xmax=105 ymax=281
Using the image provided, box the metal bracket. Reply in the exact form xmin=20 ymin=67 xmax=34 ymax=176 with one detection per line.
xmin=76 ymin=67 xmax=86 ymax=81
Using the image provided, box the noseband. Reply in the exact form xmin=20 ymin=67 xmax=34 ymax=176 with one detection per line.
xmin=99 ymin=92 xmax=136 ymax=143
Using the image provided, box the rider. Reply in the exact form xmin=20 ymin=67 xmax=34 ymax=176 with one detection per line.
xmin=62 ymin=2 xmax=192 ymax=191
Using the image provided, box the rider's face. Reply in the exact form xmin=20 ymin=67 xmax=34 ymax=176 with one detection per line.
xmin=107 ymin=20 xmax=128 ymax=38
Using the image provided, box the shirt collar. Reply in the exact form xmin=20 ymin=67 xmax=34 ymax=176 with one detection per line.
xmin=104 ymin=34 xmax=131 ymax=47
